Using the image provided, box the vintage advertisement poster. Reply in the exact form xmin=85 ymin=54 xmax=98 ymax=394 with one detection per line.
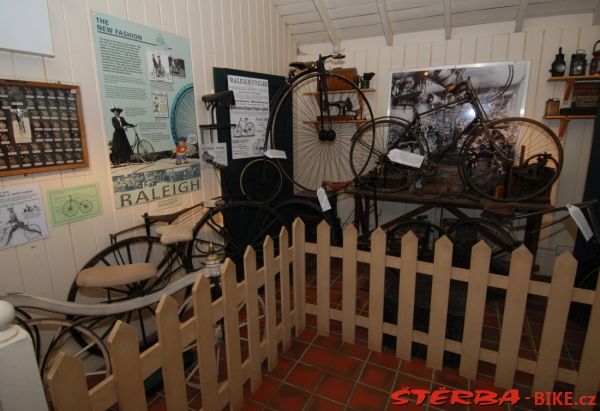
xmin=389 ymin=61 xmax=529 ymax=149
xmin=0 ymin=185 xmax=48 ymax=250
xmin=227 ymin=75 xmax=269 ymax=159
xmin=92 ymin=11 xmax=200 ymax=208
xmin=47 ymin=182 xmax=102 ymax=226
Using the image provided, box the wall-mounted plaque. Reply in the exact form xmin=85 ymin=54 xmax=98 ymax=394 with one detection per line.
xmin=0 ymin=79 xmax=89 ymax=177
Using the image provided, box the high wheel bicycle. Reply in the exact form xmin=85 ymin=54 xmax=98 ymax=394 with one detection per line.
xmin=62 ymin=195 xmax=92 ymax=217
xmin=242 ymin=53 xmax=375 ymax=198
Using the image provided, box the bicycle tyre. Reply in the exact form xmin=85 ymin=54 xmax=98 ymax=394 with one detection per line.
xmin=459 ymin=117 xmax=563 ymax=203
xmin=62 ymin=201 xmax=78 ymax=217
xmin=273 ymin=198 xmax=341 ymax=245
xmin=187 ymin=201 xmax=286 ymax=277
xmin=23 ymin=224 xmax=41 ymax=240
xmin=385 ymin=220 xmax=447 ymax=261
xmin=138 ymin=139 xmax=154 ymax=155
xmin=246 ymin=122 xmax=255 ymax=136
xmin=67 ymin=236 xmax=181 ymax=353
xmin=270 ymin=72 xmax=374 ymax=193
xmin=80 ymin=200 xmax=93 ymax=213
xmin=446 ymin=218 xmax=516 ymax=274
xmin=240 ymin=158 xmax=283 ymax=204
xmin=350 ymin=116 xmax=425 ymax=192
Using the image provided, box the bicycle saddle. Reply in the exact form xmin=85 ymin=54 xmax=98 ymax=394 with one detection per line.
xmin=201 ymin=90 xmax=235 ymax=107
xmin=143 ymin=205 xmax=197 ymax=224
xmin=289 ymin=61 xmax=312 ymax=70
xmin=155 ymin=224 xmax=194 ymax=245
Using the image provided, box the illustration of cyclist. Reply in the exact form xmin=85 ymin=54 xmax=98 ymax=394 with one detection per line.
xmin=3 ymin=207 xmax=41 ymax=246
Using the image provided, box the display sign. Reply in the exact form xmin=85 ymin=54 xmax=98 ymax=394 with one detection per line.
xmin=227 ymin=75 xmax=269 ymax=159
xmin=0 ymin=185 xmax=48 ymax=250
xmin=91 ymin=11 xmax=200 ymax=208
xmin=47 ymin=182 xmax=102 ymax=226
xmin=0 ymin=79 xmax=89 ymax=177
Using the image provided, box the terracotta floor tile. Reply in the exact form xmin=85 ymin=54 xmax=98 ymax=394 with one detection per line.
xmin=268 ymin=383 xmax=311 ymax=411
xmin=240 ymin=400 xmax=263 ymax=411
xmin=268 ymin=356 xmax=295 ymax=380
xmin=315 ymin=374 xmax=355 ymax=404
xmin=248 ymin=376 xmax=280 ymax=404
xmin=387 ymin=398 xmax=423 ymax=410
xmin=348 ymin=383 xmax=390 ymax=411
xmin=306 ymin=396 xmax=346 ymax=411
xmin=368 ymin=350 xmax=400 ymax=370
xmin=301 ymin=346 xmax=335 ymax=369
xmin=433 ymin=367 xmax=469 ymax=390
xmin=429 ymin=385 xmax=469 ymax=411
xmin=147 ymin=395 xmax=167 ymax=411
xmin=340 ymin=342 xmax=370 ymax=360
xmin=394 ymin=372 xmax=431 ymax=392
xmin=359 ymin=363 xmax=396 ymax=392
xmin=314 ymin=334 xmax=343 ymax=351
xmin=399 ymin=358 xmax=433 ymax=380
xmin=328 ymin=353 xmax=365 ymax=380
xmin=297 ymin=327 xmax=318 ymax=343
xmin=286 ymin=362 xmax=324 ymax=392
xmin=281 ymin=340 xmax=309 ymax=360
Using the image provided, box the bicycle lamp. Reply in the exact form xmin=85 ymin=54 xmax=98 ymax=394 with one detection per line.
xmin=200 ymin=243 xmax=222 ymax=278
xmin=549 ymin=47 xmax=566 ymax=77
xmin=570 ymin=49 xmax=587 ymax=76
xmin=359 ymin=72 xmax=375 ymax=89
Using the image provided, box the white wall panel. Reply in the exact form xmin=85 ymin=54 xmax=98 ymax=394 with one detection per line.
xmin=295 ymin=14 xmax=597 ymax=275
xmin=0 ymin=0 xmax=294 ymax=297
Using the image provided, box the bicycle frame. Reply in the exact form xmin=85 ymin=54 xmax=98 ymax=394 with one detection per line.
xmin=396 ymin=80 xmax=492 ymax=161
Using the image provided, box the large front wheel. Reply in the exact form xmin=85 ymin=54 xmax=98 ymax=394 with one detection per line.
xmin=270 ymin=72 xmax=374 ymax=193
xmin=459 ymin=117 xmax=562 ymax=203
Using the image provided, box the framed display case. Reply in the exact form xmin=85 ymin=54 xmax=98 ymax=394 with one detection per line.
xmin=0 ymin=79 xmax=89 ymax=177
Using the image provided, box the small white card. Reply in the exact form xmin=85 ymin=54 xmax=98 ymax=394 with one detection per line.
xmin=567 ymin=204 xmax=594 ymax=241
xmin=316 ymin=187 xmax=332 ymax=212
xmin=387 ymin=149 xmax=424 ymax=168
xmin=264 ymin=149 xmax=287 ymax=159
xmin=200 ymin=143 xmax=228 ymax=169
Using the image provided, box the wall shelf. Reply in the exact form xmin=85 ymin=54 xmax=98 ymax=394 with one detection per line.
xmin=547 ymin=75 xmax=600 ymax=103
xmin=543 ymin=114 xmax=595 ymax=137
xmin=546 ymin=75 xmax=600 ymax=136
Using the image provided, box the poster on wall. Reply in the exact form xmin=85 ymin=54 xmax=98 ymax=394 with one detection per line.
xmin=91 ymin=11 xmax=200 ymax=209
xmin=389 ymin=61 xmax=530 ymax=149
xmin=227 ymin=75 xmax=269 ymax=159
xmin=0 ymin=185 xmax=48 ymax=250
xmin=47 ymin=182 xmax=102 ymax=226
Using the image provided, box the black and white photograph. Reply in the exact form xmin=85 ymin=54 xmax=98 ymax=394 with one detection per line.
xmin=151 ymin=91 xmax=169 ymax=118
xmin=169 ymin=56 xmax=186 ymax=77
xmin=9 ymin=108 xmax=32 ymax=143
xmin=389 ymin=61 xmax=530 ymax=151
xmin=146 ymin=49 xmax=173 ymax=83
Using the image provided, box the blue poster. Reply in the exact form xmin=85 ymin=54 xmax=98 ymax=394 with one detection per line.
xmin=92 ymin=11 xmax=200 ymax=208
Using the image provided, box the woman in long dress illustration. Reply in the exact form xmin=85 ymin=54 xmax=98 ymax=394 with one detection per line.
xmin=110 ymin=106 xmax=134 ymax=165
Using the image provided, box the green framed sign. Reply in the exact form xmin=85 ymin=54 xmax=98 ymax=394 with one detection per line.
xmin=47 ymin=182 xmax=102 ymax=226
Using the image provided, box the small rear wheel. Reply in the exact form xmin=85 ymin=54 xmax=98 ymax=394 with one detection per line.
xmin=240 ymin=158 xmax=283 ymax=203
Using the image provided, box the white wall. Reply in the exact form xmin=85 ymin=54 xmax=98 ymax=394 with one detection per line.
xmin=299 ymin=14 xmax=598 ymax=274
xmin=0 ymin=0 xmax=294 ymax=299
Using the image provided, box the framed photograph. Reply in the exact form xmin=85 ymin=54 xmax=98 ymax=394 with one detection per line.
xmin=389 ymin=61 xmax=530 ymax=149
xmin=146 ymin=49 xmax=172 ymax=83
xmin=0 ymin=79 xmax=89 ymax=177
xmin=169 ymin=57 xmax=186 ymax=77
xmin=151 ymin=91 xmax=169 ymax=118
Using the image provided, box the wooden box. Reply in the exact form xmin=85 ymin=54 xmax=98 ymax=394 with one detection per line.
xmin=326 ymin=67 xmax=358 ymax=91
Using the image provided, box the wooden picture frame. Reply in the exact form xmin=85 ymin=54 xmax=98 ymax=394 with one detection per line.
xmin=0 ymin=79 xmax=89 ymax=177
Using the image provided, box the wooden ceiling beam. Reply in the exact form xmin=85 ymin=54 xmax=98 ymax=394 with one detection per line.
xmin=312 ymin=0 xmax=341 ymax=51
xmin=515 ymin=0 xmax=529 ymax=32
xmin=376 ymin=0 xmax=394 ymax=46
xmin=443 ymin=0 xmax=451 ymax=40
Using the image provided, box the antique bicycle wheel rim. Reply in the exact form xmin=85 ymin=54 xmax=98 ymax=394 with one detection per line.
xmin=270 ymin=72 xmax=374 ymax=193
xmin=67 ymin=236 xmax=182 ymax=354
xmin=350 ymin=116 xmax=425 ymax=192
xmin=187 ymin=201 xmax=286 ymax=277
xmin=273 ymin=198 xmax=341 ymax=245
xmin=459 ymin=117 xmax=563 ymax=203
xmin=446 ymin=218 xmax=516 ymax=274
xmin=239 ymin=158 xmax=283 ymax=204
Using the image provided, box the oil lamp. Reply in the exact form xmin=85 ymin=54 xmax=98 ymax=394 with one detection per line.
xmin=569 ymin=49 xmax=587 ymax=76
